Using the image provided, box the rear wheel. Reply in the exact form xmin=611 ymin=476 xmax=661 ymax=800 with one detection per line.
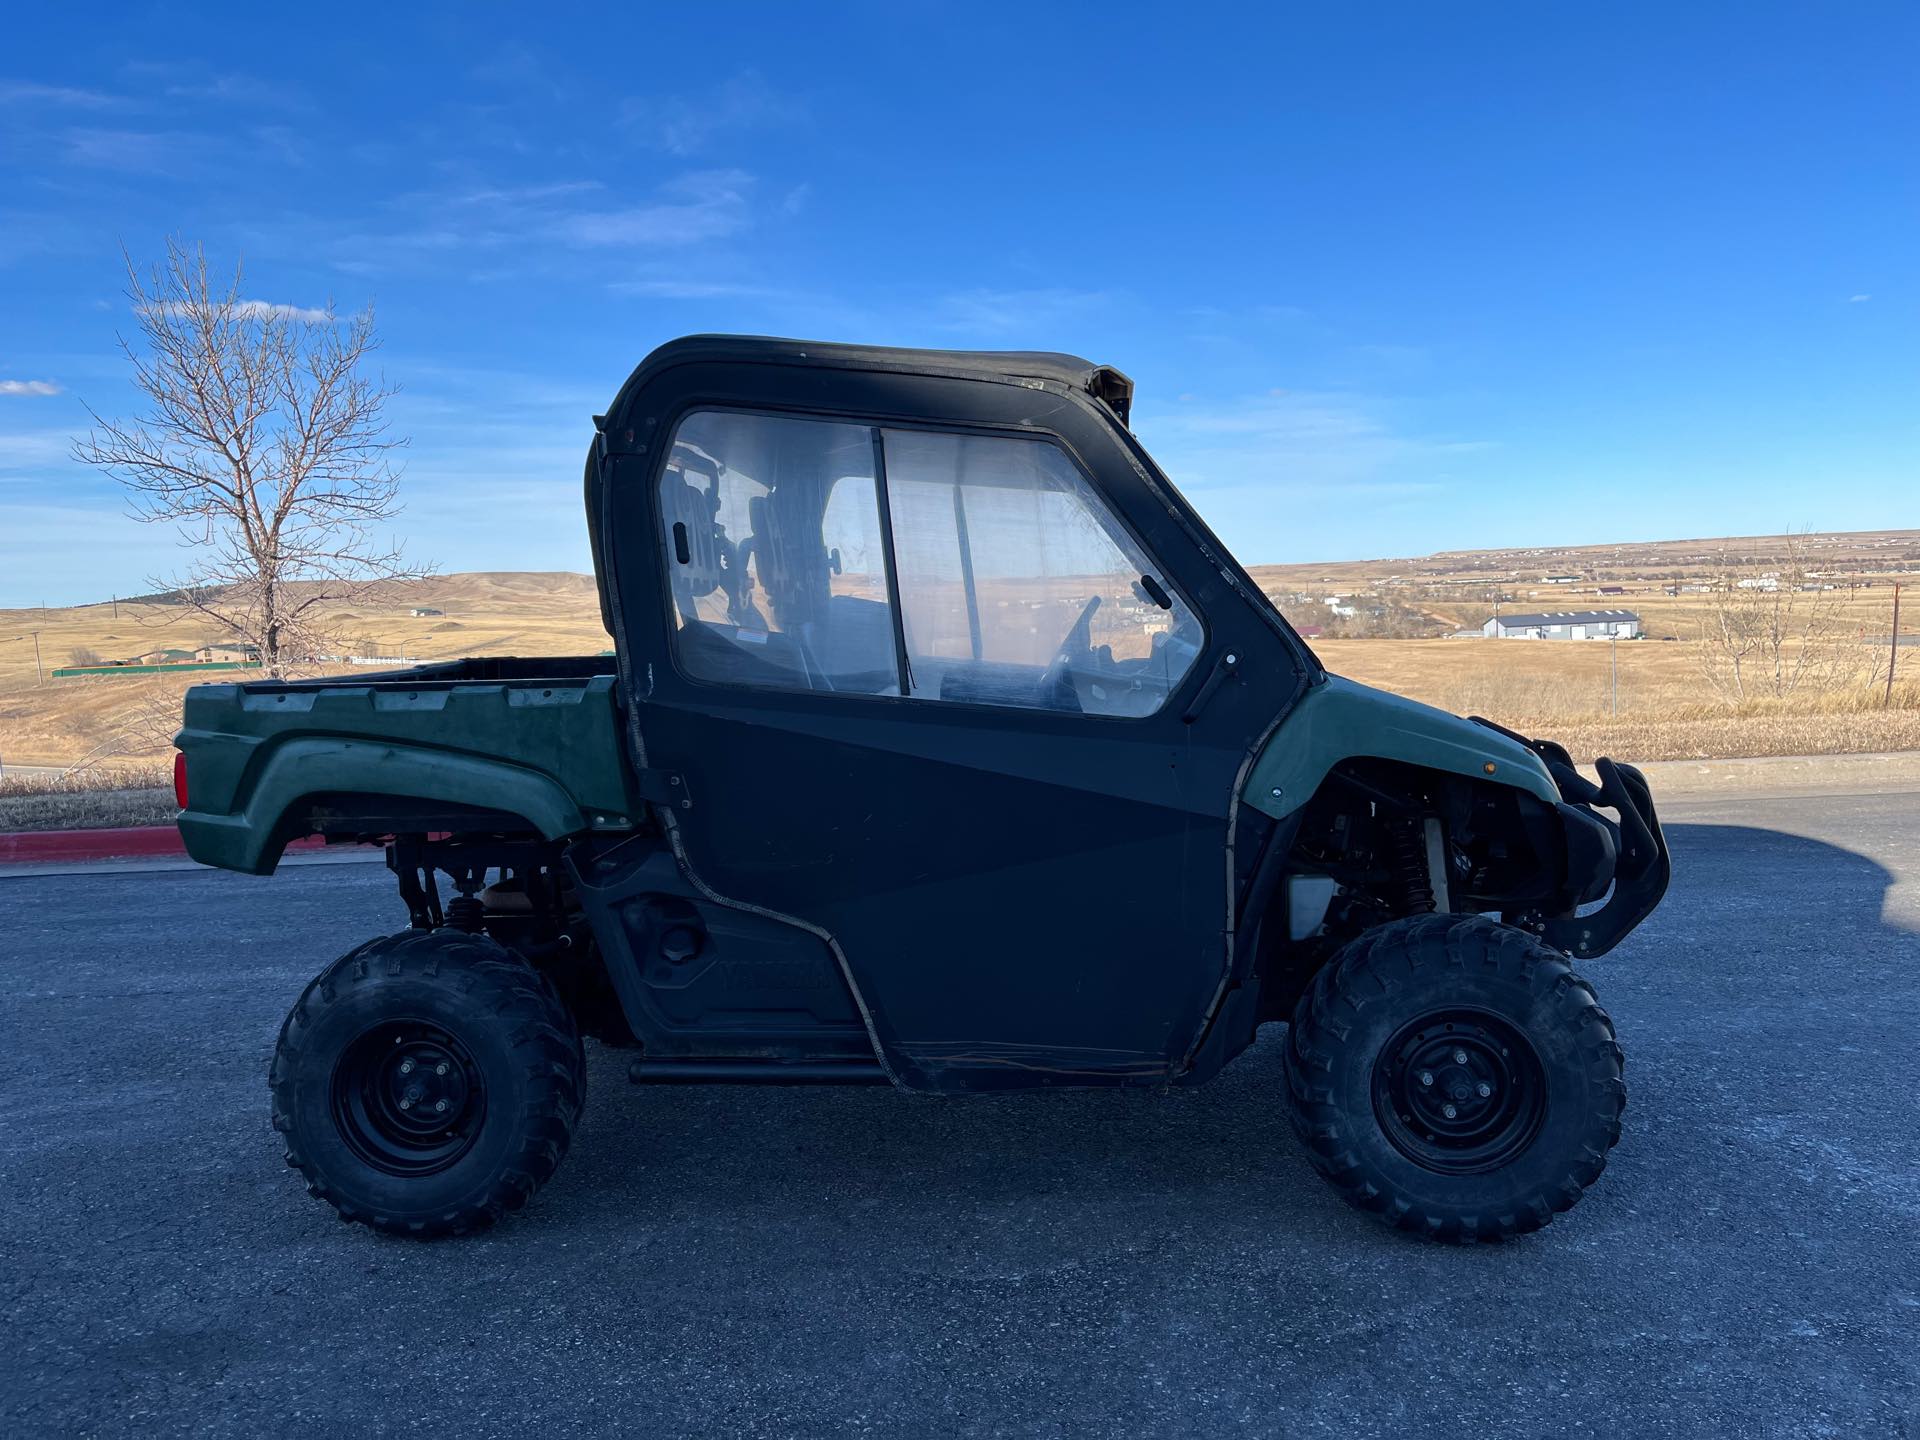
xmin=1284 ymin=913 xmax=1624 ymax=1241
xmin=270 ymin=930 xmax=584 ymax=1237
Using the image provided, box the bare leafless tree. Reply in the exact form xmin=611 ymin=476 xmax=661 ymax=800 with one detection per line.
xmin=73 ymin=239 xmax=428 ymax=676
xmin=1696 ymin=533 xmax=1852 ymax=701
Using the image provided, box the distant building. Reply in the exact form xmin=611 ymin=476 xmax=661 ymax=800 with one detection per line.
xmin=133 ymin=648 xmax=198 ymax=665
xmin=410 ymin=607 xmax=445 ymax=617
xmin=1541 ymin=574 xmax=1582 ymax=584
xmin=1596 ymin=585 xmax=1626 ymax=596
xmin=1482 ymin=609 xmax=1641 ymax=640
xmin=195 ymin=642 xmax=260 ymax=664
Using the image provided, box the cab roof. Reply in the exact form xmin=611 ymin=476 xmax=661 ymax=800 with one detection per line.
xmin=602 ymin=333 xmax=1135 ymax=430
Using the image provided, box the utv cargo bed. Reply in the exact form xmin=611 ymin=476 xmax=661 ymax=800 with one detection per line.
xmin=175 ymin=656 xmax=633 ymax=874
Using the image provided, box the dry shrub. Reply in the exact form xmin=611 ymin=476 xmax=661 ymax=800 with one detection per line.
xmin=0 ymin=766 xmax=177 ymax=832
xmin=0 ymin=763 xmax=173 ymax=797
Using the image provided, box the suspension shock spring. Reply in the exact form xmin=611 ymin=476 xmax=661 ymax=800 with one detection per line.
xmin=443 ymin=867 xmax=486 ymax=933
xmin=1392 ymin=820 xmax=1435 ymax=916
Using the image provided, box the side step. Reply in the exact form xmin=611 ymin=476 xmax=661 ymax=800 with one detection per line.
xmin=627 ymin=1057 xmax=888 ymax=1086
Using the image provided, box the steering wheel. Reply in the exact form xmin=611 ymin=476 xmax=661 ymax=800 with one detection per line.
xmin=1034 ymin=595 xmax=1101 ymax=710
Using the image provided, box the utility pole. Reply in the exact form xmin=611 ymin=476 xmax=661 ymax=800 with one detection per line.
xmin=1888 ymin=582 xmax=1903 ymax=708
xmin=7 ymin=631 xmax=45 ymax=684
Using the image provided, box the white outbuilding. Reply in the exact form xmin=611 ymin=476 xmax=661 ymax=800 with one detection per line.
xmin=1482 ymin=609 xmax=1641 ymax=640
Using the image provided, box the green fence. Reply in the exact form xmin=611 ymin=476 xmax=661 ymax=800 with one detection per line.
xmin=51 ymin=661 xmax=264 ymax=679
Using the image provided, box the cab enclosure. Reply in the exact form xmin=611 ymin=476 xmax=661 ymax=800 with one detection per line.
xmin=178 ymin=337 xmax=1666 ymax=1097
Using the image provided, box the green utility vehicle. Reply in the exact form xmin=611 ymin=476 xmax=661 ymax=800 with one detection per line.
xmin=176 ymin=336 xmax=1668 ymax=1241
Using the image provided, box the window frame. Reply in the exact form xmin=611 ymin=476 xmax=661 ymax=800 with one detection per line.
xmin=647 ymin=403 xmax=1210 ymax=724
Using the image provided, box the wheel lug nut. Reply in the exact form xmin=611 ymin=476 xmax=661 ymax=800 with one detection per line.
xmin=1442 ymin=1103 xmax=1458 ymax=1119
xmin=1477 ymin=1082 xmax=1492 ymax=1098
xmin=399 ymin=1060 xmax=414 ymax=1074
xmin=435 ymin=1063 xmax=448 ymax=1076
xmin=399 ymin=1097 xmax=413 ymax=1110
xmin=1419 ymin=1071 xmax=1434 ymax=1086
xmin=435 ymin=1099 xmax=449 ymax=1113
xmin=1453 ymin=1049 xmax=1468 ymax=1065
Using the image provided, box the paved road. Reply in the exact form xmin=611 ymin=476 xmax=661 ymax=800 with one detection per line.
xmin=3 ymin=792 xmax=1917 ymax=1437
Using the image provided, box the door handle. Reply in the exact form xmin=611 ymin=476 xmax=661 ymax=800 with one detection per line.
xmin=1181 ymin=649 xmax=1241 ymax=724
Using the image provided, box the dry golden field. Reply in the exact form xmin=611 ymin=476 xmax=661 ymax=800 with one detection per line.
xmin=1318 ymin=639 xmax=1920 ymax=762
xmin=0 ymin=573 xmax=611 ymax=769
xmin=4 ymin=536 xmax=1917 ymax=771
xmin=1248 ymin=527 xmax=1918 ymax=639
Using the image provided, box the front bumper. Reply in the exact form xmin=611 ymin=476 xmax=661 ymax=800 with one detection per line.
xmin=1541 ymin=751 xmax=1671 ymax=958
xmin=1473 ymin=719 xmax=1671 ymax=958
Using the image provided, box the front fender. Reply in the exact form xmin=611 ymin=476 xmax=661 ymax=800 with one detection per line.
xmin=177 ymin=736 xmax=590 ymax=874
xmin=1242 ymin=673 xmax=1558 ymax=818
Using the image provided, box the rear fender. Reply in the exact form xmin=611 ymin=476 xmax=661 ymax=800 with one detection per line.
xmin=177 ymin=736 xmax=591 ymax=874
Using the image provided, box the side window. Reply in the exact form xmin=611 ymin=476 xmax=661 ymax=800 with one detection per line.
xmin=880 ymin=429 xmax=1201 ymax=717
xmin=659 ymin=411 xmax=901 ymax=694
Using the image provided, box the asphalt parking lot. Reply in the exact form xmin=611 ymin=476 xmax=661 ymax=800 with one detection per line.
xmin=3 ymin=790 xmax=1917 ymax=1437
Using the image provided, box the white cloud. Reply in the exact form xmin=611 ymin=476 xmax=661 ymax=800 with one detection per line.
xmin=552 ymin=170 xmax=753 ymax=249
xmin=335 ymin=171 xmax=759 ymax=275
xmin=234 ymin=300 xmax=330 ymax=322
xmin=1849 ymin=293 xmax=1871 ymax=303
xmin=0 ymin=380 xmax=62 ymax=397
xmin=139 ymin=299 xmax=332 ymax=323
xmin=446 ymin=180 xmax=604 ymax=209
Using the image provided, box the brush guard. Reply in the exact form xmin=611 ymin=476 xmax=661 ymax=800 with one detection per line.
xmin=1541 ymin=755 xmax=1670 ymax=957
xmin=1473 ymin=722 xmax=1673 ymax=959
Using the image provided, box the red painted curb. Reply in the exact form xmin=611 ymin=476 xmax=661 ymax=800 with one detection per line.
xmin=0 ymin=825 xmax=327 ymax=865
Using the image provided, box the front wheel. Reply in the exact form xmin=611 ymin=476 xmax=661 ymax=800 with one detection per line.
xmin=270 ymin=930 xmax=585 ymax=1238
xmin=1284 ymin=914 xmax=1624 ymax=1242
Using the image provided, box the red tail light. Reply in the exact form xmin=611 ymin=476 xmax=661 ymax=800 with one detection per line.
xmin=173 ymin=751 xmax=189 ymax=809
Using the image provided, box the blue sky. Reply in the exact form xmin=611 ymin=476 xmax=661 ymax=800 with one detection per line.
xmin=1 ymin=3 xmax=1914 ymax=606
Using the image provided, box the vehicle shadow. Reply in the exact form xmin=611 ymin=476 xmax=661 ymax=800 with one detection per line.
xmin=550 ymin=819 xmax=1914 ymax=1242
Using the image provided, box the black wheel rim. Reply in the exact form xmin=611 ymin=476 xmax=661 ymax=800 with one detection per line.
xmin=1371 ymin=1008 xmax=1546 ymax=1175
xmin=330 ymin=1020 xmax=487 ymax=1177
